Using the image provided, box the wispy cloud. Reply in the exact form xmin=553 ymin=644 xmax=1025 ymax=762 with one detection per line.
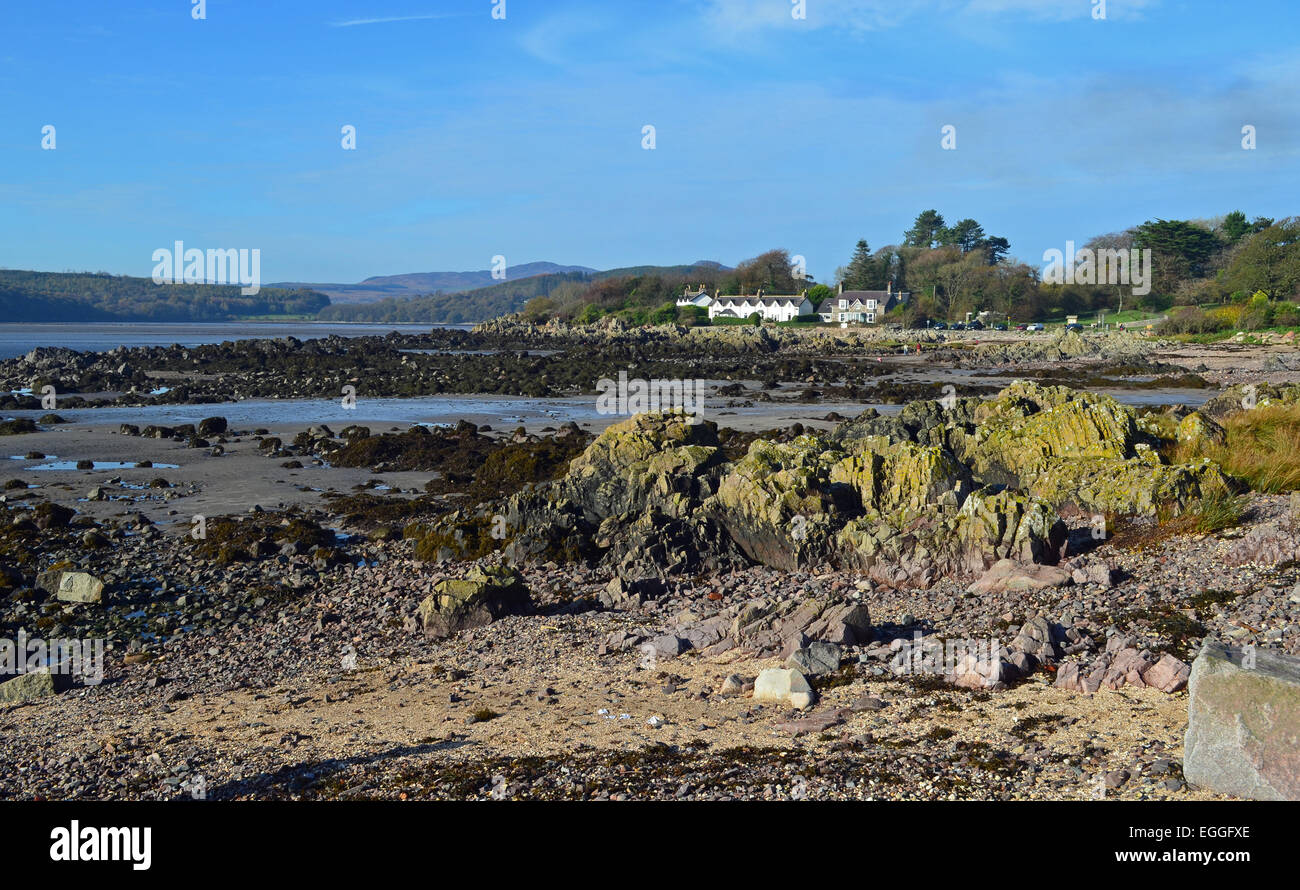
xmin=329 ymin=13 xmax=460 ymax=28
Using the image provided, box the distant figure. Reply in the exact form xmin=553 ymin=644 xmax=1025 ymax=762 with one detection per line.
xmin=903 ymin=344 xmax=909 ymax=355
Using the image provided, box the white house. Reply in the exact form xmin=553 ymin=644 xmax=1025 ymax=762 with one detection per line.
xmin=817 ymin=282 xmax=909 ymax=324
xmin=707 ymin=290 xmax=814 ymax=322
xmin=676 ymin=284 xmax=713 ymax=309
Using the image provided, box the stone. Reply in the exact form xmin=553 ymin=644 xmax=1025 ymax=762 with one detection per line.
xmin=949 ymin=652 xmax=1018 ymax=689
xmin=1184 ymin=642 xmax=1300 ymax=800
xmin=787 ymin=641 xmax=842 ymax=677
xmin=753 ymin=667 xmax=815 ymax=710
xmin=645 ymin=634 xmax=686 ymax=660
xmin=773 ymin=708 xmax=850 ymax=736
xmin=197 ymin=416 xmax=228 ymax=437
xmin=1103 ymin=769 xmax=1130 ymax=789
xmin=417 ymin=565 xmax=533 ymax=639
xmin=1141 ymin=653 xmax=1190 ymax=693
xmin=850 ymin=694 xmax=886 ymax=712
xmin=54 ymin=572 xmax=105 ymax=604
xmin=967 ymin=558 xmax=1072 ymax=596
xmin=0 ymin=669 xmax=72 ymax=703
xmin=720 ymin=674 xmax=746 ymax=695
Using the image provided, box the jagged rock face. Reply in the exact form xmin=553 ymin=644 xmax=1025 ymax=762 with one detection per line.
xmin=833 ymin=398 xmax=979 ymax=451
xmin=601 ymin=510 xmax=747 ymax=581
xmin=838 ymin=488 xmax=1064 ymax=588
xmin=969 ymin=383 xmax=1138 ymax=473
xmin=708 ymin=436 xmax=842 ymax=570
xmin=415 ymin=374 xmax=1244 ymax=585
xmin=1025 ymin=455 xmax=1230 ymax=516
xmin=558 ymin=412 xmax=724 ymax=523
xmin=828 ymin=437 xmax=971 ymax=515
xmin=706 ymin=426 xmax=1060 ymax=582
xmin=967 ymin=381 xmax=1229 ymax=515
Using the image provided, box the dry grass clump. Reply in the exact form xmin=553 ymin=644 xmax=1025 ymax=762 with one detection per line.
xmin=1213 ymin=404 xmax=1300 ymax=493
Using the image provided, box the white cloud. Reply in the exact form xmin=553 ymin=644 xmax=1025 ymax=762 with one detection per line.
xmin=329 ymin=13 xmax=460 ymax=28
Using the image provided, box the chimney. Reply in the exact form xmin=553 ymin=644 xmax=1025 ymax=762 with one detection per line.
xmin=838 ymin=281 xmax=844 ymax=295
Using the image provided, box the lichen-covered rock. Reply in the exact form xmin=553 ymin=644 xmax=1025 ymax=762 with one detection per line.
xmin=707 ymin=436 xmax=840 ymax=570
xmin=1025 ymin=454 xmax=1232 ymax=516
xmin=968 ymin=382 xmax=1230 ymax=515
xmin=1176 ymin=411 xmax=1226 ymax=446
xmin=828 ymin=436 xmax=971 ymax=515
xmin=833 ymin=397 xmax=979 ymax=452
xmin=417 ymin=564 xmax=533 ymax=639
xmin=559 ymin=412 xmax=723 ymax=522
xmin=969 ymin=383 xmax=1138 ymax=476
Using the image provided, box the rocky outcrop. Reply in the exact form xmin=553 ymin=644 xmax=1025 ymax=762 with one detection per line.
xmin=966 ymin=382 xmax=1230 ymax=515
xmin=415 ymin=378 xmax=1237 ymax=589
xmin=707 ymin=436 xmax=841 ymax=570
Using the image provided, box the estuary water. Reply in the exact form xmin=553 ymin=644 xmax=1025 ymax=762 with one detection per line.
xmin=0 ymin=322 xmax=469 ymax=360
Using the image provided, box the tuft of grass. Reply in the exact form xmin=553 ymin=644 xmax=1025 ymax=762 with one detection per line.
xmin=1190 ymin=489 xmax=1244 ymax=534
xmin=1209 ymin=404 xmax=1300 ymax=493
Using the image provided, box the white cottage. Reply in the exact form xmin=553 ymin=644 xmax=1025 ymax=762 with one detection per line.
xmin=676 ymin=284 xmax=714 ymax=309
xmin=707 ymin=289 xmax=814 ymax=322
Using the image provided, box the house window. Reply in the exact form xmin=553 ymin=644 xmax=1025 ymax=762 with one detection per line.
xmin=839 ymin=299 xmax=846 ymax=309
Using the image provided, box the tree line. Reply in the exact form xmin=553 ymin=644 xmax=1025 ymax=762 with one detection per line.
xmin=0 ymin=270 xmax=329 ymax=323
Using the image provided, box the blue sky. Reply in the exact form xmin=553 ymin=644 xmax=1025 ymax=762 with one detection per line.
xmin=1 ymin=0 xmax=1296 ymax=285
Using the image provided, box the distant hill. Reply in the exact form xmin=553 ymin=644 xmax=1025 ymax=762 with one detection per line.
xmin=274 ymin=261 xmax=598 ymax=305
xmin=0 ymin=270 xmax=330 ymax=323
xmin=317 ymin=261 xmax=732 ymax=324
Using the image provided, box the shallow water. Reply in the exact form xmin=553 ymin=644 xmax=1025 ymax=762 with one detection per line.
xmin=26 ymin=461 xmax=179 ymax=471
xmin=0 ymin=322 xmax=471 ymax=360
xmin=0 ymin=379 xmax=1208 ymax=430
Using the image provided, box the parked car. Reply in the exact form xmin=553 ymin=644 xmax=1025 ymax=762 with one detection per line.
xmin=1025 ymin=323 xmax=1044 ymax=332
xmin=950 ymin=322 xmax=966 ymax=331
xmin=993 ymin=323 xmax=1008 ymax=331
xmin=931 ymin=322 xmax=947 ymax=330
xmin=968 ymin=320 xmax=985 ymax=331
xmin=1015 ymin=323 xmax=1028 ymax=331
xmin=1065 ymin=323 xmax=1083 ymax=333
